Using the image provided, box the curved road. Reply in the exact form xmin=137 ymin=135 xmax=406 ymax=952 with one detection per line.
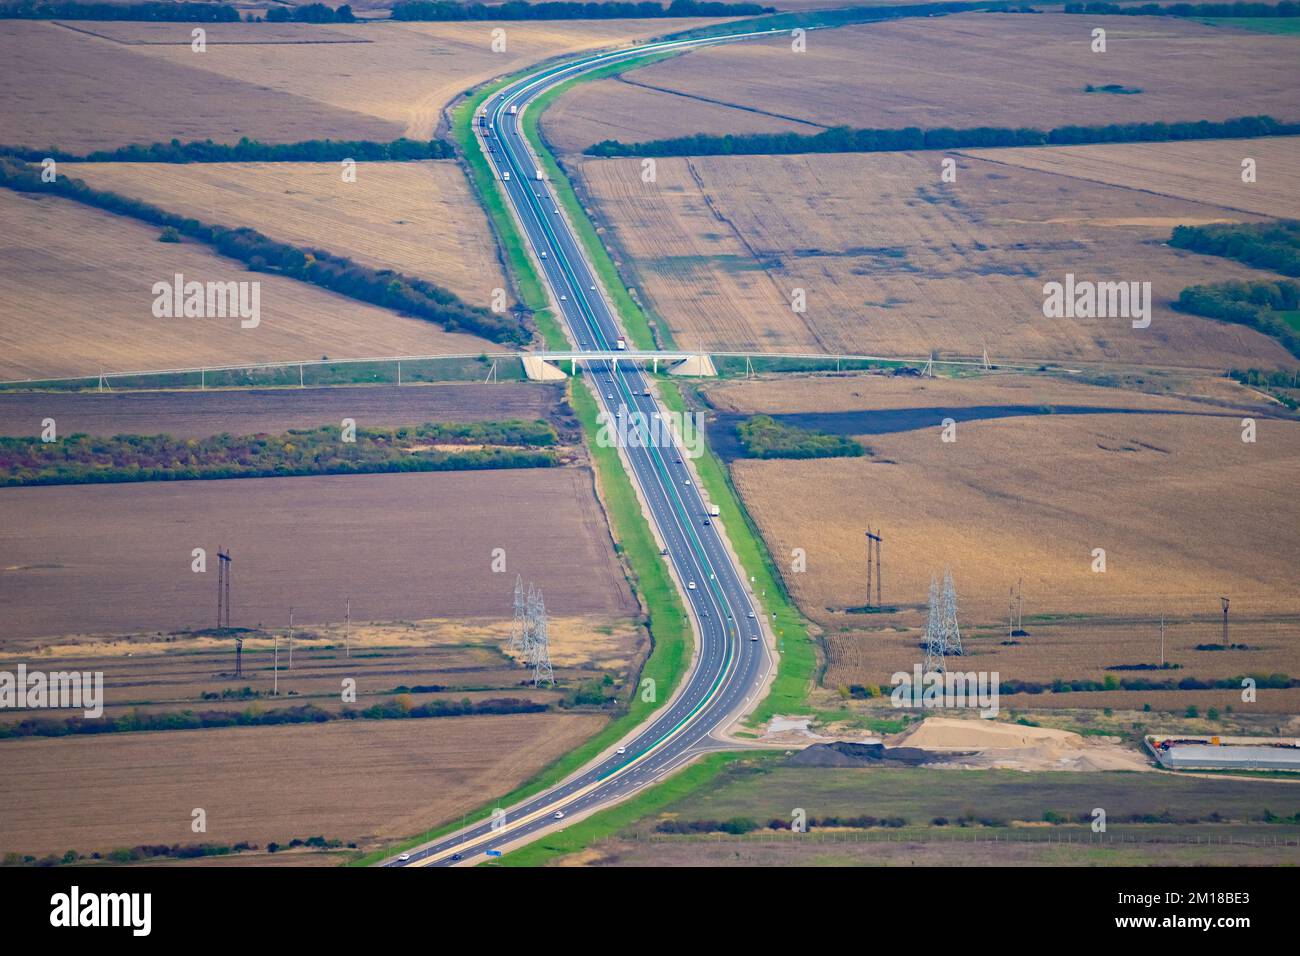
xmin=387 ymin=28 xmax=787 ymax=868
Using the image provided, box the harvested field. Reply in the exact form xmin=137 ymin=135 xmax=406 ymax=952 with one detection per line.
xmin=966 ymin=136 xmax=1300 ymax=221
xmin=0 ymin=468 xmax=637 ymax=641
xmin=37 ymin=19 xmax=732 ymax=149
xmin=72 ymin=161 xmax=507 ymax=306
xmin=0 ymin=190 xmax=496 ymax=381
xmin=0 ymin=382 xmax=565 ymax=438
xmin=0 ymin=612 xmax=643 ymax=724
xmin=0 ymin=20 xmax=397 ymax=153
xmin=572 ymin=151 xmax=1292 ymax=366
xmin=0 ymin=382 xmax=566 ymax=439
xmin=701 ymin=373 xmax=1300 ymax=699
xmin=0 ymin=713 xmax=606 ymax=857
xmin=544 ymin=14 xmax=1300 ymax=153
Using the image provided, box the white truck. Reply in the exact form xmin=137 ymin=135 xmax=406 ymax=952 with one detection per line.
xmin=509 ymin=104 xmax=518 ymax=115
xmin=614 ymin=337 xmax=627 ymax=351
xmin=708 ymin=505 xmax=721 ymax=518
xmin=534 ymin=168 xmax=545 ymax=181
xmin=502 ymin=171 xmax=510 ymax=182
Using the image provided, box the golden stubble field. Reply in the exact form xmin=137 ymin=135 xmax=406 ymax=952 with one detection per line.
xmin=0 ymin=17 xmax=733 ymax=153
xmin=72 ymin=161 xmax=507 ymax=307
xmin=708 ymin=373 xmax=1300 ymax=695
xmin=0 ymin=713 xmax=607 ymax=857
xmin=543 ymin=14 xmax=1300 ymax=153
xmin=0 ymin=191 xmax=497 ymax=380
xmin=573 ymin=149 xmax=1292 ymax=367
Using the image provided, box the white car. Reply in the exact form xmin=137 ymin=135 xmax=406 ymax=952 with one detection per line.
xmin=560 ymin=294 xmax=567 ymax=301
xmin=747 ymin=611 xmax=756 ymax=618
xmin=684 ymin=478 xmax=691 ymax=485
xmin=589 ymin=285 xmax=596 ymax=292
xmin=751 ymin=634 xmax=759 ymax=642
xmin=687 ymin=581 xmax=696 ymax=590
xmin=397 ymin=853 xmax=411 ymax=862
xmin=554 ymin=811 xmax=565 ymax=820
xmin=616 ymin=746 xmax=627 ymax=755
xmin=607 ymin=393 xmax=614 ymax=400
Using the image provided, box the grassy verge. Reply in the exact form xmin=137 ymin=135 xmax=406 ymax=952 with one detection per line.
xmin=520 ymin=50 xmax=681 ymax=351
xmin=658 ymin=382 xmax=817 ymax=724
xmin=489 ymin=750 xmax=778 ymax=866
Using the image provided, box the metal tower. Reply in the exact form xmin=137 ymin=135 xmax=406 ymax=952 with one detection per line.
xmin=940 ymin=569 xmax=963 ymax=658
xmin=526 ymin=587 xmax=553 ymax=687
xmin=923 ymin=575 xmax=945 ymax=673
xmin=507 ymin=574 xmax=527 ymax=654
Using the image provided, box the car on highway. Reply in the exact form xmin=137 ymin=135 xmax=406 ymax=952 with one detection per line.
xmin=540 ymin=250 xmax=547 ymax=259
xmin=703 ymin=518 xmax=711 ymax=525
xmin=616 ymin=746 xmax=627 ymax=755
xmin=751 ymin=634 xmax=759 ymax=642
xmin=660 ymin=547 xmax=668 ymax=556
xmin=687 ymin=581 xmax=696 ymax=590
xmin=589 ymin=285 xmax=596 ymax=291
xmin=607 ymin=393 xmax=614 ymax=400
xmin=397 ymin=853 xmax=410 ymax=862
xmin=560 ymin=294 xmax=567 ymax=301
xmin=554 ymin=811 xmax=565 ymax=820
xmin=450 ymin=853 xmax=462 ymax=861
xmin=748 ymin=611 xmax=756 ymax=618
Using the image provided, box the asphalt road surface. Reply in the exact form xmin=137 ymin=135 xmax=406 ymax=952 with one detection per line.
xmin=387 ymin=29 xmax=785 ymax=868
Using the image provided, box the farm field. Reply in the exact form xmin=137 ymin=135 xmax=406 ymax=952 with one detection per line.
xmin=559 ymin=761 xmax=1300 ymax=866
xmin=7 ymin=18 xmax=733 ymax=153
xmin=543 ymin=13 xmax=1300 ymax=154
xmin=0 ymin=468 xmax=637 ymax=641
xmin=0 ymin=382 xmax=567 ymax=439
xmin=695 ymin=372 xmax=1300 ymax=701
xmin=571 ymin=151 xmax=1291 ymax=366
xmin=0 ymin=713 xmax=607 ymax=858
xmin=0 ymin=190 xmax=497 ymax=381
xmin=966 ymin=136 xmax=1300 ymax=220
xmin=72 ymin=161 xmax=507 ymax=307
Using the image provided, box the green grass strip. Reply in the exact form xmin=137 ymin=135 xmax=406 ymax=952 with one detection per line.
xmin=658 ymin=382 xmax=817 ymax=724
xmin=520 ymin=51 xmax=681 ymax=351
xmin=489 ymin=750 xmax=778 ymax=866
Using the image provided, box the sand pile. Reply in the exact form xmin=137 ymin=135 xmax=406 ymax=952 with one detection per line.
xmin=889 ymin=717 xmax=1149 ymax=772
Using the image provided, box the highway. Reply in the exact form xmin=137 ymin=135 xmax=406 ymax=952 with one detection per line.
xmin=385 ymin=29 xmax=786 ymax=868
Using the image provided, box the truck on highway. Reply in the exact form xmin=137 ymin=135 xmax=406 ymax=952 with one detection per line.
xmin=615 ymin=337 xmax=627 ymax=351
xmin=509 ymin=104 xmax=518 ymax=115
xmin=707 ymin=505 xmax=720 ymax=518
xmin=502 ymin=171 xmax=510 ymax=181
xmin=535 ymin=168 xmax=545 ymax=181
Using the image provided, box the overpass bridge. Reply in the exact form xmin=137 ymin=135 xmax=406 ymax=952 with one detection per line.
xmin=522 ymin=350 xmax=717 ymax=380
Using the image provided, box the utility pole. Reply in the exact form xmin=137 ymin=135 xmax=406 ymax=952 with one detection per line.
xmin=273 ymin=632 xmax=279 ymax=696
xmin=1220 ymin=596 xmax=1230 ymax=646
xmin=865 ymin=528 xmax=882 ymax=608
xmin=1160 ymin=611 xmax=1165 ymax=667
xmin=288 ymin=607 xmax=294 ymax=671
xmin=345 ymin=596 xmax=351 ymax=659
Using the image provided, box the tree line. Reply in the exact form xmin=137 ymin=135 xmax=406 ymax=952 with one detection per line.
xmin=0 ymin=136 xmax=454 ymax=164
xmin=587 ymin=115 xmax=1300 ymax=158
xmin=1064 ymin=2 xmax=1298 ymax=18
xmin=0 ymin=157 xmax=529 ymax=345
xmin=0 ymin=420 xmax=558 ymax=487
xmin=0 ymin=0 xmax=240 ymax=20
xmin=265 ymin=2 xmax=356 ymax=22
xmin=0 ymin=696 xmax=547 ymax=739
xmin=1176 ymin=280 xmax=1300 ymax=359
xmin=1169 ymin=221 xmax=1300 ymax=277
xmin=391 ymin=0 xmax=772 ymax=20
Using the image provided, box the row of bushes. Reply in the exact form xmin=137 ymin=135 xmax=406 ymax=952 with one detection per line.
xmin=0 ymin=136 xmax=454 ymax=164
xmin=391 ymin=0 xmax=772 ymax=20
xmin=1064 ymin=2 xmax=1299 ymax=17
xmin=266 ymin=2 xmax=356 ymax=22
xmin=0 ymin=157 xmax=529 ymax=344
xmin=735 ymin=415 xmax=866 ymax=459
xmin=586 ymin=115 xmax=1300 ymax=158
xmin=4 ymin=836 xmax=353 ymax=867
xmin=656 ymin=814 xmax=909 ymax=834
xmin=0 ymin=696 xmax=546 ymax=739
xmin=0 ymin=420 xmax=559 ymax=487
xmin=849 ymin=672 xmax=1294 ymax=698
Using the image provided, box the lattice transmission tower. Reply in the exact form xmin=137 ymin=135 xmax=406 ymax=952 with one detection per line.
xmin=526 ymin=587 xmax=553 ymax=687
xmin=507 ymin=574 xmax=527 ymax=654
xmin=923 ymin=569 xmax=963 ymax=672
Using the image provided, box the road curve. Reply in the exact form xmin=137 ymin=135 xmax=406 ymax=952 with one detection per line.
xmin=386 ymin=28 xmax=786 ymax=868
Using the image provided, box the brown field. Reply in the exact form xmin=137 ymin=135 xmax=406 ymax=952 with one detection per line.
xmin=543 ymin=14 xmax=1300 ymax=154
xmin=0 ymin=468 xmax=637 ymax=641
xmin=703 ymin=372 xmax=1300 ymax=700
xmin=0 ymin=191 xmax=497 ymax=381
xmin=0 ymin=713 xmax=606 ymax=856
xmin=9 ymin=18 xmax=732 ymax=153
xmin=0 ymin=382 xmax=566 ymax=439
xmin=571 ymin=150 xmax=1292 ymax=366
xmin=966 ymin=136 xmax=1300 ymax=220
xmin=72 ymin=161 xmax=507 ymax=307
